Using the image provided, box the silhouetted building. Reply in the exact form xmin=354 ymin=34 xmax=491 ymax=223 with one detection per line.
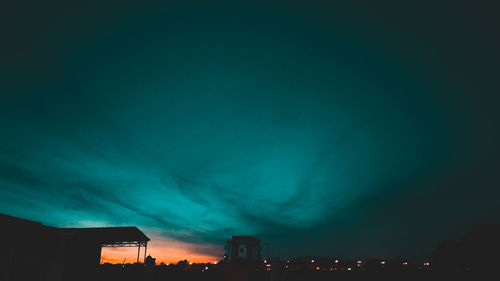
xmin=0 ymin=214 xmax=149 ymax=281
xmin=225 ymin=236 xmax=261 ymax=262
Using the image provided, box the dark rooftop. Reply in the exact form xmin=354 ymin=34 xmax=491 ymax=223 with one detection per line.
xmin=2 ymin=213 xmax=150 ymax=246
xmin=59 ymin=227 xmax=150 ymax=245
xmin=231 ymin=236 xmax=261 ymax=242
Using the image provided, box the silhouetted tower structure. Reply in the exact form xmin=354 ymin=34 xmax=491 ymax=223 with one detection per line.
xmin=225 ymin=236 xmax=262 ymax=262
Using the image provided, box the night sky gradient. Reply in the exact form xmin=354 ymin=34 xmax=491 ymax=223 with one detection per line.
xmin=1 ymin=0 xmax=499 ymax=262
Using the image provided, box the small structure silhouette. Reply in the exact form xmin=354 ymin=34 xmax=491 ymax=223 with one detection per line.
xmin=145 ymin=255 xmax=156 ymax=266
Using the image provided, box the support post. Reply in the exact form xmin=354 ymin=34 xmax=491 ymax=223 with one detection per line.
xmin=144 ymin=242 xmax=147 ymax=263
xmin=137 ymin=244 xmax=141 ymax=263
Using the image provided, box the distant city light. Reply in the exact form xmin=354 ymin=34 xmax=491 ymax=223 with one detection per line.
xmin=205 ymin=266 xmax=208 ymax=270
xmin=213 ymin=261 xmax=217 ymax=265
xmin=403 ymin=262 xmax=408 ymax=266
xmin=264 ymin=260 xmax=267 ymax=263
xmin=380 ymin=261 xmax=386 ymax=265
xmin=189 ymin=262 xmax=193 ymax=265
xmin=357 ymin=260 xmax=362 ymax=264
xmin=316 ymin=266 xmax=320 ymax=270
xmin=311 ymin=259 xmax=315 ymax=263
xmin=347 ymin=267 xmax=352 ymax=271
xmin=334 ymin=259 xmax=339 ymax=263
xmin=424 ymin=262 xmax=430 ymax=266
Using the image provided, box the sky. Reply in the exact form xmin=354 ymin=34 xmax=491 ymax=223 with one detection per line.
xmin=1 ymin=0 xmax=499 ymax=263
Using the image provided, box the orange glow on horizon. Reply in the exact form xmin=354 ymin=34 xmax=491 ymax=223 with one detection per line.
xmin=101 ymin=248 xmax=220 ymax=264
xmin=100 ymin=236 xmax=222 ymax=264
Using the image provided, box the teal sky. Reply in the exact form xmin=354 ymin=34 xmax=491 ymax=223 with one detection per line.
xmin=1 ymin=0 xmax=499 ymax=260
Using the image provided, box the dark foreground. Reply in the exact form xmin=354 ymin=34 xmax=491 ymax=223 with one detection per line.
xmin=97 ymin=265 xmax=493 ymax=281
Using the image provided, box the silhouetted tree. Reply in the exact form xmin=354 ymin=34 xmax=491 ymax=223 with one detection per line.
xmin=432 ymin=239 xmax=460 ymax=270
xmin=432 ymin=223 xmax=500 ymax=272
xmin=460 ymin=223 xmax=500 ymax=272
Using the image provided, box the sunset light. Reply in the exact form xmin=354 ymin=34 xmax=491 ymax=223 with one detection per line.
xmin=100 ymin=236 xmax=221 ymax=264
